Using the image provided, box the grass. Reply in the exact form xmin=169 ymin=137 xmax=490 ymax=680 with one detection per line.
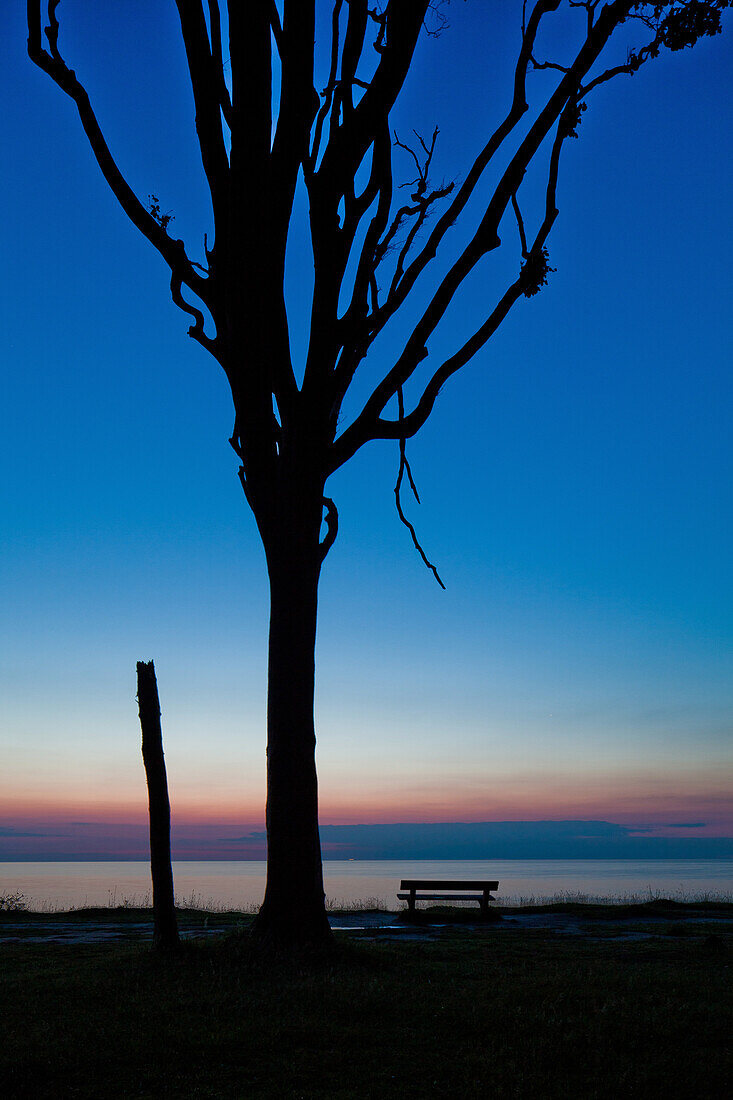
xmin=325 ymin=895 xmax=391 ymax=912
xmin=2 ymin=913 xmax=732 ymax=1099
xmin=499 ymin=888 xmax=733 ymax=907
xmin=0 ymin=903 xmax=251 ymax=938
xmin=4 ymin=886 xmax=732 ymax=917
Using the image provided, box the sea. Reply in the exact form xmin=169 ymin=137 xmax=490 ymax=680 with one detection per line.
xmin=2 ymin=859 xmax=732 ymax=912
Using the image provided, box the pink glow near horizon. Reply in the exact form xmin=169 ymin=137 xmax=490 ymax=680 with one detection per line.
xmin=3 ymin=746 xmax=731 ymax=850
xmin=4 ymin=775 xmax=732 ymax=839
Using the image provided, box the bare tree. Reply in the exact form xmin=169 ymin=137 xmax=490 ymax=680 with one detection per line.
xmin=28 ymin=1 xmax=729 ymax=946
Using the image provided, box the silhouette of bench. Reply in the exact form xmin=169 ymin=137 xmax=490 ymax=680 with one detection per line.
xmin=398 ymin=879 xmax=499 ymax=916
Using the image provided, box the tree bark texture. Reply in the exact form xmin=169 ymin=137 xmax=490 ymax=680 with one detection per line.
xmin=250 ymin=477 xmax=333 ymax=946
xmin=137 ymin=659 xmax=180 ymax=951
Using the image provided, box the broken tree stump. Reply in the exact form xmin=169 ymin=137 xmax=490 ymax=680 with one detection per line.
xmin=137 ymin=659 xmax=180 ymax=951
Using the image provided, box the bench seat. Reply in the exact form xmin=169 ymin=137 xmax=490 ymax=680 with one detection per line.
xmin=397 ymin=893 xmax=495 ymax=903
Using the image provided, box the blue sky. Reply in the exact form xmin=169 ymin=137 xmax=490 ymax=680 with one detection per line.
xmin=1 ymin=3 xmax=732 ymax=860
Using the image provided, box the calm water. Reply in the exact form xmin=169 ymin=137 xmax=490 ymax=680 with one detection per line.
xmin=2 ymin=860 xmax=731 ymax=911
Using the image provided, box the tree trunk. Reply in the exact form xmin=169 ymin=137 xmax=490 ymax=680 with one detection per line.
xmin=250 ymin=486 xmax=333 ymax=947
xmin=137 ymin=659 xmax=180 ymax=951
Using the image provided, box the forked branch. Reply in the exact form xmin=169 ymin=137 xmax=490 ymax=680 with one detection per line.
xmin=329 ymin=72 xmax=593 ymax=471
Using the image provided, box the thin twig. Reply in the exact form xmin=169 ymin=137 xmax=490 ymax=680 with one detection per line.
xmin=394 ymin=386 xmax=445 ymax=589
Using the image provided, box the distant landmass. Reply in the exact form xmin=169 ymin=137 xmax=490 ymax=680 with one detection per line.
xmin=2 ymin=818 xmax=732 ymax=861
xmin=236 ymin=820 xmax=733 ymax=861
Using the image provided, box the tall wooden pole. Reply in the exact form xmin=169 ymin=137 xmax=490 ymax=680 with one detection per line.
xmin=137 ymin=660 xmax=180 ymax=951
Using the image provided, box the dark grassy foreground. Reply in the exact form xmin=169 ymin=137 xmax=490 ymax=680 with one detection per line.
xmin=2 ymin=912 xmax=732 ymax=1099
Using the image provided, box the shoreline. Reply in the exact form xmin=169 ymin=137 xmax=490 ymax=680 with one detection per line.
xmin=3 ymin=897 xmax=732 ymax=946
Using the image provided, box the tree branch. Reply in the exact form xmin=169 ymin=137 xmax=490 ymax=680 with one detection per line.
xmin=394 ymin=386 xmax=445 ymax=588
xmin=511 ymin=191 xmax=529 ymax=256
xmin=271 ymin=1 xmax=318 ymax=247
xmin=308 ymin=0 xmax=344 ymax=172
xmin=335 ymin=124 xmax=450 ymax=383
xmin=315 ymin=1 xmax=429 ymax=205
xmin=330 ymin=0 xmax=561 ymax=376
xmin=175 ymin=1 xmax=231 ymax=228
xmin=329 ymin=86 xmax=582 ymax=471
xmin=371 ymin=2 xmax=561 ymax=318
xmin=27 ymin=1 xmax=209 ymax=310
xmin=207 ymin=0 xmax=233 ymax=129
xmin=224 ymin=3 xmax=299 ymax=423
xmin=327 ymin=1 xmax=631 ymax=466
xmin=170 ymin=268 xmax=218 ymax=355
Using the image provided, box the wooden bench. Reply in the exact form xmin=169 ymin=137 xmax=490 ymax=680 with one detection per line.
xmin=397 ymin=879 xmax=499 ymax=916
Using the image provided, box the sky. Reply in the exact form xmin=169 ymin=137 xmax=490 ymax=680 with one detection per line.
xmin=1 ymin=2 xmax=732 ymax=862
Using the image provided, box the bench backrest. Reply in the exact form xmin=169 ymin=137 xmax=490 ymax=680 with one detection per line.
xmin=400 ymin=880 xmax=499 ymax=890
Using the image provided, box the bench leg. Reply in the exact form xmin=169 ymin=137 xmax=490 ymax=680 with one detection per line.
xmin=409 ymin=889 xmax=416 ymax=914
